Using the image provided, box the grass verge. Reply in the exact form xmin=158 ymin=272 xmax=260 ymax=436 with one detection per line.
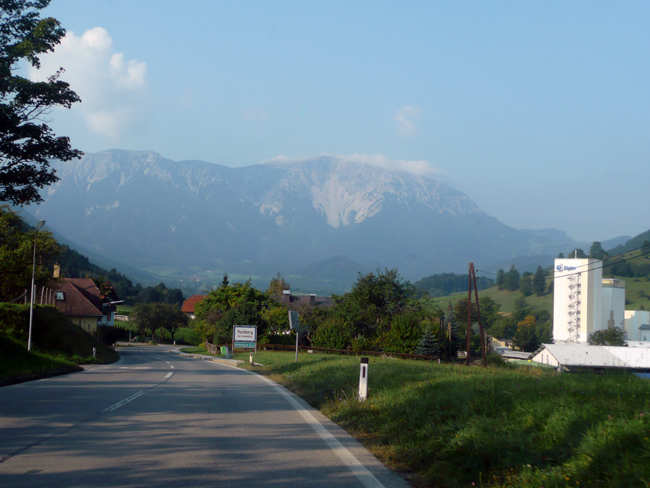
xmin=236 ymin=351 xmax=650 ymax=488
xmin=0 ymin=334 xmax=81 ymax=386
xmin=179 ymin=345 xmax=209 ymax=354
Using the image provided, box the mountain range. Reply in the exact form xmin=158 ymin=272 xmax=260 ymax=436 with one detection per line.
xmin=25 ymin=150 xmax=581 ymax=293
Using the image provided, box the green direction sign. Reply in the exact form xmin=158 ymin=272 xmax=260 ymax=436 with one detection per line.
xmin=234 ymin=341 xmax=256 ymax=349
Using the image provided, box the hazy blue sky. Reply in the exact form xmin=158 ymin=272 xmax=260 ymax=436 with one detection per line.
xmin=35 ymin=0 xmax=649 ymax=242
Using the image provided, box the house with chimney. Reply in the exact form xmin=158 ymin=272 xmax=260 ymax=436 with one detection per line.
xmin=50 ymin=277 xmax=119 ymax=333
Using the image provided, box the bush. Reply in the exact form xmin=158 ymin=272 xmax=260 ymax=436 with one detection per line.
xmin=174 ymin=327 xmax=201 ymax=345
xmin=350 ymin=335 xmax=373 ymax=353
xmin=312 ymin=317 xmax=352 ymax=349
xmin=265 ymin=332 xmax=296 ymax=346
xmin=377 ymin=312 xmax=422 ymax=353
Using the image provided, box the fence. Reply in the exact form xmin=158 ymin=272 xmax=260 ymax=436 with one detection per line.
xmin=11 ymin=287 xmax=57 ymax=306
xmin=260 ymin=343 xmax=439 ymax=361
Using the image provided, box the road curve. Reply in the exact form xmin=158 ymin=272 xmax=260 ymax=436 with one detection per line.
xmin=0 ymin=346 xmax=410 ymax=488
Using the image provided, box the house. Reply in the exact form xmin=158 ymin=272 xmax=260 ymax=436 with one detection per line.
xmin=277 ymin=289 xmax=333 ymax=308
xmin=50 ymin=278 xmax=118 ymax=333
xmin=531 ymin=343 xmax=650 ymax=372
xmin=181 ymin=295 xmax=207 ymax=319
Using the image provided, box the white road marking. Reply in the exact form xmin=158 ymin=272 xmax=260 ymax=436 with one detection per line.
xmin=103 ymin=371 xmax=174 ymax=413
xmin=207 ymin=361 xmax=386 ymax=488
xmin=170 ymin=365 xmax=175 ymax=369
xmin=103 ymin=391 xmax=145 ymax=413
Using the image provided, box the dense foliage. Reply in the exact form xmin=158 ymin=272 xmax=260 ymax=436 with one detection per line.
xmin=0 ymin=208 xmax=59 ymax=301
xmin=589 ymin=326 xmax=626 ymax=346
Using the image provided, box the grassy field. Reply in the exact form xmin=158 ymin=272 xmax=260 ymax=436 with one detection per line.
xmin=427 ymin=286 xmax=553 ymax=317
xmin=623 ymin=276 xmax=650 ymax=310
xmin=236 ymin=351 xmax=649 ymax=488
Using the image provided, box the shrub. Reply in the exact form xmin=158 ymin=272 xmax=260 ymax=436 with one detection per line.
xmin=174 ymin=327 xmax=201 ymax=345
xmin=377 ymin=312 xmax=422 ymax=353
xmin=312 ymin=317 xmax=352 ymax=349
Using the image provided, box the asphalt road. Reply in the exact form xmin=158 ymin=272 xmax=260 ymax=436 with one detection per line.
xmin=0 ymin=347 xmax=410 ymax=488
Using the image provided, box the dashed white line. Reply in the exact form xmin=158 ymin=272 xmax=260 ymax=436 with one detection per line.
xmin=103 ymin=391 xmax=145 ymax=413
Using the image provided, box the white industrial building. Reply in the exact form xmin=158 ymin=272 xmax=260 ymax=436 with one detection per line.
xmin=624 ymin=310 xmax=650 ymax=342
xmin=553 ymin=257 xmax=649 ymax=345
xmin=553 ymin=258 xmax=614 ymax=343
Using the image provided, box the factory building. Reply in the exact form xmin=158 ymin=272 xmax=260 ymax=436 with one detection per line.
xmin=624 ymin=310 xmax=650 ymax=342
xmin=553 ymin=258 xmax=648 ymax=344
xmin=553 ymin=258 xmax=608 ymax=343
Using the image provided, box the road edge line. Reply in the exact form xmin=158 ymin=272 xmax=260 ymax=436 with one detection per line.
xmin=207 ymin=360 xmax=388 ymax=488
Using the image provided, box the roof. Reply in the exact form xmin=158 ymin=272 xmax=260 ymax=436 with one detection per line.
xmin=278 ymin=292 xmax=333 ymax=308
xmin=181 ymin=295 xmax=207 ymax=313
xmin=494 ymin=348 xmax=531 ymax=360
xmin=534 ymin=343 xmax=650 ymax=369
xmin=51 ymin=278 xmax=104 ymax=318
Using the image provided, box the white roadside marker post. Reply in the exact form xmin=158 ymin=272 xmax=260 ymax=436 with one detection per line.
xmin=92 ymin=346 xmax=96 ymax=359
xmin=249 ymin=352 xmax=253 ymax=364
xmin=358 ymin=357 xmax=369 ymax=401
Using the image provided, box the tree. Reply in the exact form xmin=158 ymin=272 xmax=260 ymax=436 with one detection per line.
xmin=642 ymin=240 xmax=650 ymax=256
xmin=513 ymin=315 xmax=540 ymax=352
xmin=503 ymin=265 xmax=520 ymax=291
xmin=332 ymin=269 xmax=414 ymax=338
xmin=1 ymin=0 xmax=83 ymax=204
xmin=0 ymin=207 xmax=60 ymax=300
xmin=589 ymin=241 xmax=607 ymax=260
xmin=569 ymin=248 xmax=587 ymax=259
xmin=520 ymin=272 xmax=533 ymax=297
xmin=267 ymin=272 xmax=290 ymax=300
xmin=131 ymin=302 xmax=188 ymax=341
xmin=416 ymin=328 xmax=439 ymax=357
xmin=589 ymin=327 xmax=626 ymax=346
xmin=496 ymin=269 xmax=505 ymax=290
xmin=194 ymin=280 xmax=268 ymax=344
xmin=533 ymin=266 xmax=546 ymax=296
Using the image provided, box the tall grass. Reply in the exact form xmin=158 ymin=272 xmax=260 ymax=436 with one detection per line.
xmin=242 ymin=351 xmax=650 ymax=487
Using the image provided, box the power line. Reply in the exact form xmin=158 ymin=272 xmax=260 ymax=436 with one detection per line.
xmin=476 ymin=245 xmax=649 ymax=282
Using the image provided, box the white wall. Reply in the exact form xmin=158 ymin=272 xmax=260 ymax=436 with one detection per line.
xmin=553 ymin=258 xmax=602 ymax=343
xmin=624 ymin=310 xmax=650 ymax=342
xmin=600 ymin=279 xmax=625 ymax=333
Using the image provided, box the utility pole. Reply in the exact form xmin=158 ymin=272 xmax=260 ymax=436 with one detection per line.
xmin=465 ymin=262 xmax=487 ymax=367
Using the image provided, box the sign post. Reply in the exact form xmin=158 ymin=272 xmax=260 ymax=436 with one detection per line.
xmin=233 ymin=325 xmax=257 ymax=362
xmin=288 ymin=310 xmax=300 ymax=362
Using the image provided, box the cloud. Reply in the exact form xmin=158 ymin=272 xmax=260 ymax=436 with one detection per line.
xmin=336 ymin=153 xmax=440 ymax=176
xmin=29 ymin=27 xmax=147 ymax=139
xmin=395 ymin=105 xmax=421 ymax=137
xmin=267 ymin=153 xmax=441 ymax=177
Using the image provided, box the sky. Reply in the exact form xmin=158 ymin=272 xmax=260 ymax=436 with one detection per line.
xmin=31 ymin=0 xmax=649 ymax=242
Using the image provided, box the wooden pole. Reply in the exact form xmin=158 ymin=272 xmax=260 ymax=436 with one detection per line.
xmin=471 ymin=265 xmax=487 ymax=367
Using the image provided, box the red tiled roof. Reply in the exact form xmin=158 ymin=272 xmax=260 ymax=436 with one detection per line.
xmin=181 ymin=295 xmax=207 ymax=313
xmin=51 ymin=278 xmax=104 ymax=318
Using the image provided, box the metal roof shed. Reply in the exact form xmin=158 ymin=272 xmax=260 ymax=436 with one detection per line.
xmin=532 ymin=343 xmax=650 ymax=371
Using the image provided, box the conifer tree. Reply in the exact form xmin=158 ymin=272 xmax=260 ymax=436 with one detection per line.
xmin=416 ymin=328 xmax=439 ymax=357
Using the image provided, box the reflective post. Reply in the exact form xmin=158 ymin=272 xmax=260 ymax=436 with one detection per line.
xmin=358 ymin=357 xmax=369 ymax=401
